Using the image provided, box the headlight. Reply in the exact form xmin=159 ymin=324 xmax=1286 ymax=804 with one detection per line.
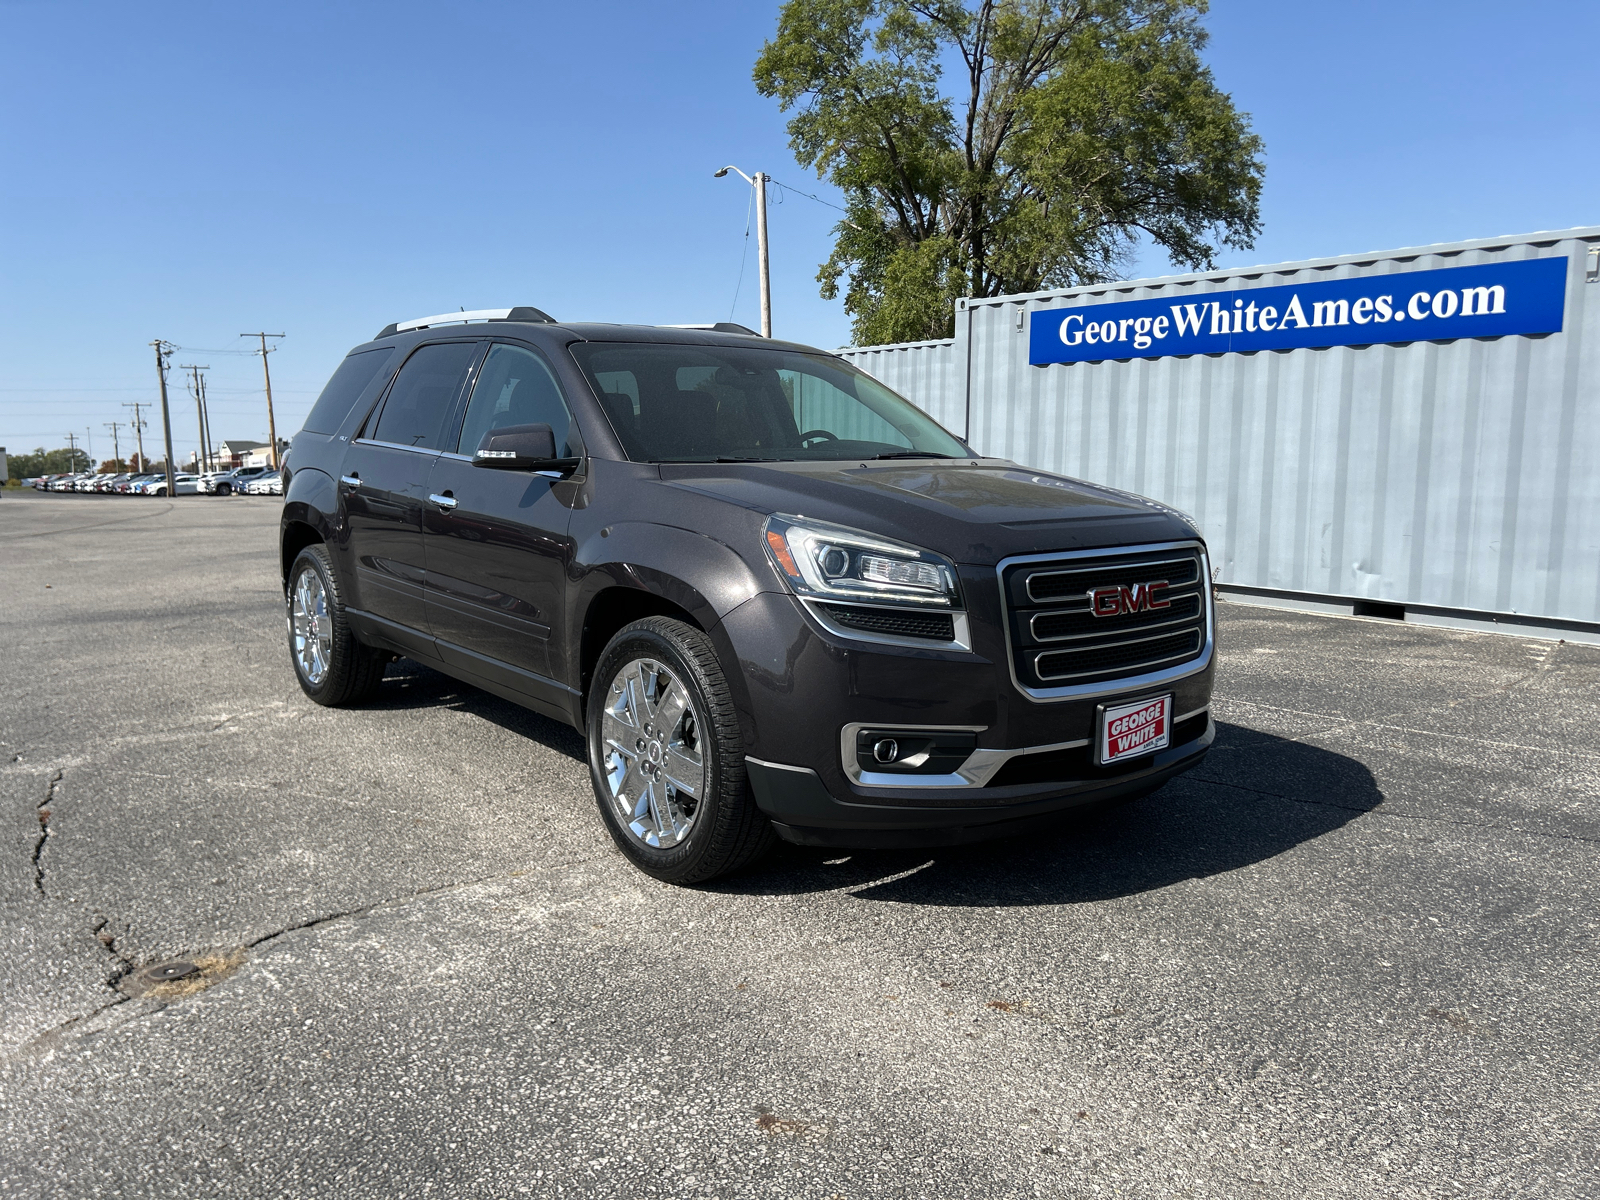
xmin=761 ymin=514 xmax=963 ymax=611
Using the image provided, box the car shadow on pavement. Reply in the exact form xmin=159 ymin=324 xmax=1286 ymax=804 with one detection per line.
xmin=719 ymin=723 xmax=1384 ymax=907
xmin=368 ymin=657 xmax=587 ymax=760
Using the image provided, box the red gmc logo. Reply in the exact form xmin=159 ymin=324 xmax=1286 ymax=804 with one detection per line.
xmin=1089 ymin=581 xmax=1171 ymax=618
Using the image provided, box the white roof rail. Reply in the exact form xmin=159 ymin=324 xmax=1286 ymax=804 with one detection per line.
xmin=396 ymin=307 xmax=514 ymax=332
xmin=377 ymin=306 xmax=556 ymax=340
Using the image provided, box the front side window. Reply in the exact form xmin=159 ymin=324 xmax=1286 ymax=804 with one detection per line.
xmin=369 ymin=341 xmax=481 ymax=449
xmin=456 ymin=344 xmax=576 ymax=457
xmin=567 ymin=343 xmax=969 ymax=463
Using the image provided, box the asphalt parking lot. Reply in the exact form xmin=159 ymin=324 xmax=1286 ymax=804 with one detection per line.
xmin=2 ymin=490 xmax=1596 ymax=1199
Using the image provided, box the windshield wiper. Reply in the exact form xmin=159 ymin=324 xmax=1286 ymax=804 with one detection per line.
xmin=713 ymin=456 xmax=785 ymax=463
xmin=865 ymin=451 xmax=955 ymax=460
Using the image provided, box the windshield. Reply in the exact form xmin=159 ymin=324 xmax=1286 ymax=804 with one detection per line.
xmin=568 ymin=343 xmax=970 ymax=463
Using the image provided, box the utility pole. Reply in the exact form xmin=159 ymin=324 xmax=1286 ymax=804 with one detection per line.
xmin=714 ymin=166 xmax=772 ymax=337
xmin=241 ymin=332 xmax=284 ymax=467
xmin=122 ymin=401 xmax=149 ymax=469
xmin=181 ymin=364 xmax=210 ymax=472
xmin=64 ymin=431 xmax=81 ymax=472
xmin=151 ymin=340 xmax=177 ymax=496
xmin=104 ymin=421 xmax=123 ymax=471
xmin=198 ymin=371 xmax=214 ymax=473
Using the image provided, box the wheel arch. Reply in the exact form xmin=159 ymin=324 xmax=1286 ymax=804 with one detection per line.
xmin=280 ymin=468 xmax=339 ymax=588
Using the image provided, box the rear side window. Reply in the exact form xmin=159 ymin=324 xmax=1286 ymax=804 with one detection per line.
xmin=369 ymin=342 xmax=481 ymax=450
xmin=302 ymin=347 xmax=396 ymax=435
xmin=456 ymin=344 xmax=576 ymax=457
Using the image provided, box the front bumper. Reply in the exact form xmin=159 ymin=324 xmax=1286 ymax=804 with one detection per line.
xmin=720 ymin=588 xmax=1215 ymax=845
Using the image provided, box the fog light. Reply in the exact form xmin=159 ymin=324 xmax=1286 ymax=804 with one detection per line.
xmin=854 ymin=728 xmax=978 ymax=776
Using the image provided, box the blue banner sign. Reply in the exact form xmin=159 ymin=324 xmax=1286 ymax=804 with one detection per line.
xmin=1028 ymin=256 xmax=1568 ymax=365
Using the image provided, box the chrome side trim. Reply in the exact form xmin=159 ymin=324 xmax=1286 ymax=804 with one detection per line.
xmin=745 ymin=756 xmax=822 ymax=775
xmin=998 ymin=540 xmax=1214 ymax=702
xmin=801 ymin=598 xmax=973 ymax=653
xmin=839 ymin=721 xmax=1096 ymax=789
xmin=352 ymin=438 xmax=446 ymax=457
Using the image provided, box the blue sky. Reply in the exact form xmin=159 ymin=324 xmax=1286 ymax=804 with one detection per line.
xmin=2 ymin=1 xmax=1595 ymax=461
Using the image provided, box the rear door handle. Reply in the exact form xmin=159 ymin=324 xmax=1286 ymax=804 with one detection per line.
xmin=429 ymin=493 xmax=458 ymax=511
xmin=340 ymin=475 xmax=361 ymax=488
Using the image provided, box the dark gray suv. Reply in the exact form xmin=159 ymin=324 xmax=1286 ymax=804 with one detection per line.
xmin=280 ymin=307 xmax=1215 ymax=882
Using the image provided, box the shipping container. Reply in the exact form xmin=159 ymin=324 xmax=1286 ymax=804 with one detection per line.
xmin=840 ymin=227 xmax=1600 ymax=640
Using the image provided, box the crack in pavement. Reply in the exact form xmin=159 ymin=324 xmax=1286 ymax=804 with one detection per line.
xmin=242 ymin=870 xmax=520 ymax=952
xmin=7 ymin=867 xmax=562 ymax=1061
xmin=30 ymin=770 xmax=60 ymax=896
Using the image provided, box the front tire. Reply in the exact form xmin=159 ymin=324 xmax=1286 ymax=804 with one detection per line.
xmin=217 ymin=483 xmax=232 ymax=496
xmin=286 ymin=543 xmax=387 ymax=706
xmin=587 ymin=617 xmax=775 ymax=884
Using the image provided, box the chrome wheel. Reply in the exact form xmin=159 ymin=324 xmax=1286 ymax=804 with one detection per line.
xmin=598 ymin=656 xmax=706 ymax=849
xmin=290 ymin=566 xmax=332 ymax=686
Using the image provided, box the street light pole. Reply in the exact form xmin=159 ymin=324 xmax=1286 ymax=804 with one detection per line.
xmin=714 ymin=166 xmax=771 ymax=338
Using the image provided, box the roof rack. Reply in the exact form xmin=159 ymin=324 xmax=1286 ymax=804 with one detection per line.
xmin=375 ymin=306 xmax=556 ymax=340
xmin=659 ymin=322 xmax=761 ymax=336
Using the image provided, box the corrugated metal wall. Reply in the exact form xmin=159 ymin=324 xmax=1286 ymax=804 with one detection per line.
xmin=841 ymin=228 xmax=1600 ymax=626
xmin=839 ymin=338 xmax=961 ymax=434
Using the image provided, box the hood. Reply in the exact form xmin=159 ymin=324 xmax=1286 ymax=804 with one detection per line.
xmin=656 ymin=459 xmax=1196 ymax=563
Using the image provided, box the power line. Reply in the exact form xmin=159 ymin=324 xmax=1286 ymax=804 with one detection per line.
xmin=729 ymin=182 xmax=755 ymax=322
xmin=767 ymin=177 xmax=849 ymax=213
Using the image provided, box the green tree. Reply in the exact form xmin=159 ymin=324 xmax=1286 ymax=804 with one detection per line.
xmin=754 ymin=0 xmax=1265 ymax=345
xmin=8 ymin=446 xmax=90 ymax=480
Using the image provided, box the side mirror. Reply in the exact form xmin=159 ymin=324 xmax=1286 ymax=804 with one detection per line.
xmin=472 ymin=424 xmax=580 ymax=474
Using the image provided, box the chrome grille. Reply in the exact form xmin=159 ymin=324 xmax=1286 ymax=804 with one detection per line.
xmin=1001 ymin=543 xmax=1209 ymax=695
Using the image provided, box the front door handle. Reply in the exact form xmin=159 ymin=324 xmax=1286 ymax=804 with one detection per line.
xmin=428 ymin=492 xmax=458 ymax=511
xmin=340 ymin=475 xmax=361 ymax=488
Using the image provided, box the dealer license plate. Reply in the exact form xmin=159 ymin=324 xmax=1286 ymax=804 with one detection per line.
xmin=1097 ymin=695 xmax=1172 ymax=766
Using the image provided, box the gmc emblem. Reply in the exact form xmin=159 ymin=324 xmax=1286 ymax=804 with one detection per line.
xmin=1089 ymin=581 xmax=1171 ymax=618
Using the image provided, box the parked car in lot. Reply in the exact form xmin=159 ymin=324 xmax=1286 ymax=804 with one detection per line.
xmin=245 ymin=473 xmax=284 ymax=496
xmin=203 ymin=465 xmax=273 ymax=495
xmin=280 ymin=308 xmax=1215 ymax=883
xmin=143 ymin=473 xmax=199 ymax=496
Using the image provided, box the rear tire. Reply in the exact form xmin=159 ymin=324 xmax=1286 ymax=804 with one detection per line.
xmin=286 ymin=543 xmax=387 ymax=706
xmin=586 ymin=617 xmax=775 ymax=884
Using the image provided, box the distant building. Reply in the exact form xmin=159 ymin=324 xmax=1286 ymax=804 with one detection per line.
xmin=215 ymin=439 xmax=268 ymax=468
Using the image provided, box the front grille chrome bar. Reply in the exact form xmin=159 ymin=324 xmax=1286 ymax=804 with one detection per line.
xmin=997 ymin=540 xmax=1214 ymax=702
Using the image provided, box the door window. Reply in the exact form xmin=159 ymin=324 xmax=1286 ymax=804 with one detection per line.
xmin=456 ymin=344 xmax=576 ymax=457
xmin=370 ymin=341 xmax=481 ymax=449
